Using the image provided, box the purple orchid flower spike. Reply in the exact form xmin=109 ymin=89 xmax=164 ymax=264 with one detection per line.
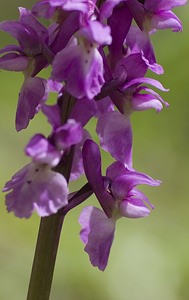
xmin=3 ymin=134 xmax=68 ymax=218
xmin=80 ymin=140 xmax=160 ymax=270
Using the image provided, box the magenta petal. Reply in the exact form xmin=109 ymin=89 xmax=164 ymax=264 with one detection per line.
xmin=32 ymin=1 xmax=55 ymax=19
xmin=96 ymin=97 xmax=114 ymax=117
xmin=106 ymin=161 xmax=129 ymax=180
xmin=82 ymin=140 xmax=102 ymax=189
xmin=25 ymin=134 xmax=61 ymax=166
xmin=97 ymin=111 xmax=132 ymax=167
xmin=132 ymin=94 xmax=163 ymax=112
xmin=131 ymin=188 xmax=154 ymax=209
xmin=123 ymin=77 xmax=169 ymax=91
xmin=3 ymin=164 xmax=29 ymax=192
xmin=82 ymin=140 xmax=115 ymax=217
xmin=0 ymin=21 xmax=41 ymax=55
xmin=49 ymin=0 xmax=95 ymax=13
xmin=145 ymin=0 xmax=187 ymax=11
xmin=126 ymin=26 xmax=164 ymax=75
xmin=100 ymin=0 xmax=123 ymax=20
xmin=108 ymin=3 xmax=132 ymax=68
xmin=46 ymin=79 xmax=63 ymax=93
xmin=0 ymin=21 xmax=29 ymax=42
xmin=19 ymin=7 xmax=48 ymax=41
xmin=33 ymin=170 xmax=68 ymax=216
xmin=49 ymin=12 xmax=80 ymax=54
xmin=0 ymin=44 xmax=22 ymax=54
xmin=79 ymin=21 xmax=112 ymax=45
xmin=114 ymin=53 xmax=147 ymax=82
xmin=0 ymin=53 xmax=28 ymax=71
xmin=119 ymin=198 xmax=150 ymax=218
xmin=151 ymin=11 xmax=183 ymax=32
xmin=112 ymin=171 xmax=161 ymax=198
xmin=42 ymin=104 xmax=61 ymax=128
xmin=16 ymin=76 xmax=47 ymax=131
xmin=106 ymin=162 xmax=161 ymax=199
xmin=70 ymin=129 xmax=91 ymax=181
xmin=79 ymin=206 xmax=115 ymax=271
xmin=70 ymin=98 xmax=97 ymax=127
xmin=55 ymin=119 xmax=83 ymax=150
xmin=138 ymin=86 xmax=169 ymax=107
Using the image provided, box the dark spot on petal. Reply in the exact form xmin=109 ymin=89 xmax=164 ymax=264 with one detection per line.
xmin=138 ymin=0 xmax=145 ymax=4
xmin=35 ymin=168 xmax=39 ymax=172
xmin=85 ymin=59 xmax=88 ymax=64
xmin=27 ymin=180 xmax=32 ymax=184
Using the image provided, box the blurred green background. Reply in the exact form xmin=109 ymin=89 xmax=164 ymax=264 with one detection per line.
xmin=1 ymin=2 xmax=189 ymax=300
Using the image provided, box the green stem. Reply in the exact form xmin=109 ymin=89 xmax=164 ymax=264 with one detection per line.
xmin=26 ymin=213 xmax=64 ymax=300
xmin=26 ymin=93 xmax=75 ymax=300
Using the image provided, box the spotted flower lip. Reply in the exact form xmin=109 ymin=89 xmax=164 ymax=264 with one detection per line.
xmin=3 ymin=163 xmax=69 ymax=218
xmin=51 ymin=21 xmax=111 ymax=99
xmin=3 ymin=134 xmax=69 ymax=218
xmin=51 ymin=41 xmax=104 ymax=99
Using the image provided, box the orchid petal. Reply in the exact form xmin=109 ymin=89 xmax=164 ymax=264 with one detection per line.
xmin=79 ymin=206 xmax=115 ymax=271
xmin=16 ymin=77 xmax=47 ymax=131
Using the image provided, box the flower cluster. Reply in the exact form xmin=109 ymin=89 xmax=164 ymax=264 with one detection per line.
xmin=1 ymin=0 xmax=186 ymax=270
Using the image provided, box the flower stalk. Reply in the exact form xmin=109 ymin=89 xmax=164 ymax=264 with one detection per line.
xmin=26 ymin=213 xmax=65 ymax=300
